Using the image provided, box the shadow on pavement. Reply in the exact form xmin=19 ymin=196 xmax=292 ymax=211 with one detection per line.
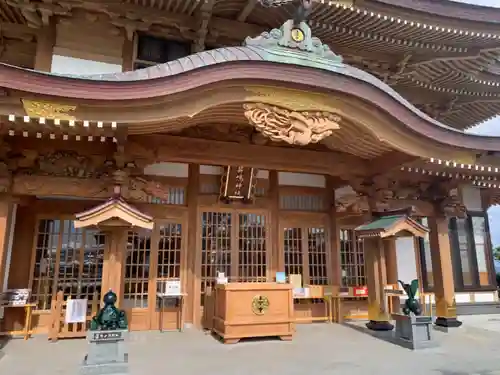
xmin=341 ymin=321 xmax=414 ymax=350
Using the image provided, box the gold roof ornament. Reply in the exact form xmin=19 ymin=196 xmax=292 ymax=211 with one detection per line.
xmin=22 ymin=99 xmax=76 ymax=121
xmin=249 ymin=1 xmax=344 ymax=64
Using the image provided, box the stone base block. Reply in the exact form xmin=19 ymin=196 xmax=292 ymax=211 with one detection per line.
xmin=392 ymin=314 xmax=437 ymax=350
xmin=434 ymin=317 xmax=462 ymax=330
xmin=366 ymin=320 xmax=394 ymax=331
xmin=80 ymin=355 xmax=128 ymax=375
xmin=81 ymin=330 xmax=129 ymax=375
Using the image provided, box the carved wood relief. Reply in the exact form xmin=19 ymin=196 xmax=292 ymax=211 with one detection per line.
xmin=0 ymin=140 xmax=175 ymax=202
xmin=243 ymin=102 xmax=341 ymax=146
xmin=14 ymin=150 xmax=108 ymax=178
xmin=21 ymin=99 xmax=77 ymax=121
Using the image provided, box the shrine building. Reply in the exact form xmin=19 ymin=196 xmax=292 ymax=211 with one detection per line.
xmin=0 ymin=0 xmax=499 ymax=339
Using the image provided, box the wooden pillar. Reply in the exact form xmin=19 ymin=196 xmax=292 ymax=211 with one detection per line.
xmin=428 ymin=215 xmax=462 ymax=327
xmin=365 ymin=237 xmax=394 ymax=331
xmin=34 ymin=20 xmax=56 ymax=72
xmin=480 ymin=190 xmax=496 ymax=287
xmin=269 ymin=170 xmax=281 ymax=274
xmin=121 ymin=32 xmax=136 ymax=72
xmin=0 ymin=200 xmax=13 ymax=293
xmin=384 ymin=239 xmax=399 ymax=313
xmin=186 ymin=164 xmax=200 ymax=327
xmin=326 ymin=177 xmax=340 ymax=286
xmin=101 ymin=228 xmax=127 ymax=307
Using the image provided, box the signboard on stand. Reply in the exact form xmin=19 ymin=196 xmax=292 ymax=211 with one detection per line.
xmin=158 ymin=279 xmax=182 ymax=296
xmin=216 ymin=272 xmax=228 ymax=285
xmin=353 ymin=286 xmax=368 ymax=297
xmin=65 ymin=299 xmax=87 ymax=323
xmin=0 ymin=288 xmax=30 ymax=307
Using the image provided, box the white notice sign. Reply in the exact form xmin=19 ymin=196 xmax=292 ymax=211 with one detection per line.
xmin=163 ymin=280 xmax=182 ymax=296
xmin=65 ymin=299 xmax=87 ymax=324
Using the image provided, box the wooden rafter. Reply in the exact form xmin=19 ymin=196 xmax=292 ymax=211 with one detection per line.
xmin=193 ymin=0 xmax=215 ymax=52
xmin=368 ymin=151 xmax=420 ymax=176
xmin=237 ymin=0 xmax=258 ymax=22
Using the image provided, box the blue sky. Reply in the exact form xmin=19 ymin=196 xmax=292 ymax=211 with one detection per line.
xmin=450 ymin=1 xmax=500 ymax=246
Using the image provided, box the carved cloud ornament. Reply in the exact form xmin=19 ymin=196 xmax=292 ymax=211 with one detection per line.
xmin=243 ymin=103 xmax=341 ymax=146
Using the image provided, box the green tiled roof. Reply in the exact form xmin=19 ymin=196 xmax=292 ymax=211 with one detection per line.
xmin=355 ymin=215 xmax=404 ymax=232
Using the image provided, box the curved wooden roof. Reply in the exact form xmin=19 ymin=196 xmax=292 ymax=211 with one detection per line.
xmin=1 ymin=21 xmax=500 ymax=162
xmin=366 ymin=0 xmax=500 ymax=24
xmin=3 ymin=1 xmax=500 ymax=129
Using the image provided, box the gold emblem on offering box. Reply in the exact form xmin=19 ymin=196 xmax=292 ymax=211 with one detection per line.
xmin=291 ymin=28 xmax=305 ymax=42
xmin=251 ymin=295 xmax=269 ymax=315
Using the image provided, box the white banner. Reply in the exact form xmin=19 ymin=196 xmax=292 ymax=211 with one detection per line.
xmin=65 ymin=299 xmax=87 ymax=324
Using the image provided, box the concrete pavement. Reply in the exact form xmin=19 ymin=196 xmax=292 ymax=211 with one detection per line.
xmin=0 ymin=319 xmax=499 ymax=375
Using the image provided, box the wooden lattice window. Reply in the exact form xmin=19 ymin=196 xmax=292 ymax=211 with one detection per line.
xmin=283 ymin=226 xmax=329 ymax=285
xmin=31 ymin=219 xmax=104 ymax=310
xmin=284 ymin=228 xmax=303 ymax=276
xmin=308 ymin=228 xmax=328 ymax=285
xmin=124 ymin=230 xmax=151 ymax=309
xmin=147 ymin=187 xmax=185 ymax=205
xmin=280 ymin=195 xmax=325 ymax=212
xmin=340 ymin=229 xmax=366 ymax=286
xmin=134 ymin=34 xmax=191 ymax=69
xmin=238 ymin=213 xmax=267 ymax=282
xmin=157 ymin=223 xmax=182 ymax=279
xmin=200 ymin=212 xmax=232 ymax=302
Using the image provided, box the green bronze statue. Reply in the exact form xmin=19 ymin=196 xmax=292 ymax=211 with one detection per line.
xmin=398 ymin=279 xmax=422 ymax=316
xmin=90 ymin=290 xmax=128 ymax=331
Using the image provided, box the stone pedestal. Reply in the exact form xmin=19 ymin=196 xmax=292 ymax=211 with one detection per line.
xmin=80 ymin=330 xmax=129 ymax=375
xmin=392 ymin=314 xmax=437 ymax=350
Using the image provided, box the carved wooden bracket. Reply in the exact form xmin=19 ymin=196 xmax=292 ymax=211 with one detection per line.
xmin=409 ymin=179 xmax=466 ymax=218
xmin=243 ymin=102 xmax=341 ymax=146
xmin=349 ymin=176 xmax=396 ymax=207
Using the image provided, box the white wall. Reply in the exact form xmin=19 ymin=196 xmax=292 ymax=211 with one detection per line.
xmin=461 ymin=185 xmax=482 ymax=211
xmin=144 ymin=162 xmax=189 ymax=178
xmin=143 ymin=164 xmax=270 ymax=179
xmin=199 ymin=165 xmax=268 ymax=179
xmin=278 ymin=172 xmax=325 ymax=187
xmin=51 ymin=55 xmax=122 ymax=76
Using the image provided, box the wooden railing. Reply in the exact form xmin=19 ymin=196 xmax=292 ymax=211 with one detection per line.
xmin=49 ymin=291 xmax=100 ymax=342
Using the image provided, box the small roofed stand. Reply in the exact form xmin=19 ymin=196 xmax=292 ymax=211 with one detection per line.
xmin=75 ymin=196 xmax=154 ymax=308
xmin=355 ymin=208 xmax=428 ymax=331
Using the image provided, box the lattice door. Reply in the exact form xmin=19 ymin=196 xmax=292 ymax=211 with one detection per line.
xmin=124 ymin=230 xmax=152 ymax=309
xmin=200 ymin=210 xmax=269 ymax=306
xmin=281 ymin=223 xmax=330 ymax=286
xmin=31 ymin=219 xmax=105 ymax=311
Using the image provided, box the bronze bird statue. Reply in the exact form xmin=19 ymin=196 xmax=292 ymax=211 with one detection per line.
xmin=258 ymin=0 xmax=313 ymax=24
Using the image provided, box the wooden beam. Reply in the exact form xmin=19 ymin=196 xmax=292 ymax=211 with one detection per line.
xmin=192 ymin=0 xmax=215 ymax=52
xmin=34 ymin=19 xmax=55 ymax=72
xmin=237 ymin=0 xmax=258 ymax=22
xmin=0 ymin=22 xmax=37 ymax=35
xmin=368 ymin=151 xmax=420 ymax=176
xmin=79 ymin=1 xmax=263 ymax=43
xmin=128 ymin=135 xmax=369 ymax=176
